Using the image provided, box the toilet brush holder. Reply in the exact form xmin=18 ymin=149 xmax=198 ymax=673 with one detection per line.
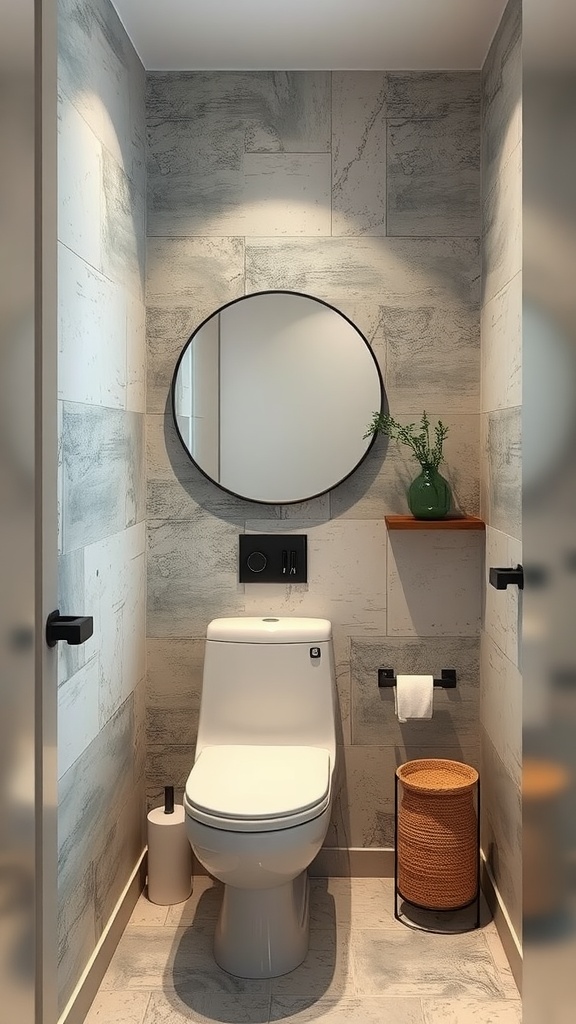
xmin=147 ymin=786 xmax=193 ymax=905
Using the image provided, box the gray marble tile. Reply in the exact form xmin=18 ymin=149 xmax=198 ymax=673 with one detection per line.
xmin=481 ymin=271 xmax=521 ymax=413
xmin=84 ymin=990 xmax=151 ymax=1024
xmin=94 ymin=786 xmax=145 ymax=939
xmin=57 ymin=546 xmax=86 ymax=684
xmin=350 ymin=635 xmax=480 ymax=746
xmin=58 ymin=0 xmax=146 ymax=194
xmin=387 ymin=532 xmax=483 ymax=637
xmin=147 ymin=517 xmax=244 ymax=637
xmin=482 ymin=142 xmax=521 ymax=306
xmin=483 ymin=527 xmax=522 ymax=669
xmin=387 ymin=112 xmax=481 ymax=237
xmin=352 ymin=928 xmax=507 ymax=997
xmin=387 ymin=72 xmax=481 ymax=120
xmin=246 ymin=237 xmax=481 ymax=353
xmin=102 ymin=147 xmax=146 ymax=302
xmin=57 ymin=92 xmax=102 ymax=271
xmin=58 ymin=242 xmax=127 ymax=409
xmin=147 ymin=118 xmax=331 ymax=237
xmin=480 ymin=729 xmax=522 ymax=938
xmin=146 ymin=746 xmax=195 ymax=801
xmin=102 ymin=925 xmax=270 ymax=995
xmin=481 ymin=0 xmax=522 ymax=206
xmin=483 ymin=408 xmax=521 ymax=539
xmin=146 ymin=71 xmax=331 ymax=152
xmin=332 ymin=72 xmax=387 ymax=236
xmin=146 ymin=638 xmax=204 ymax=748
xmin=422 ymin=1000 xmax=521 ymax=1023
xmin=146 ymin=414 xmax=285 ymax=522
xmin=480 ymin=631 xmax=521 ymax=786
xmin=243 ymin=519 xmax=387 ymax=635
xmin=270 ymin=996 xmax=425 ymax=1023
xmin=384 ymin=304 xmax=479 ymax=414
xmin=58 ymin=696 xmax=135 ymax=895
xmin=57 ymin=656 xmax=100 ymax=779
xmin=61 ymin=403 xmax=145 ymax=552
xmin=57 ymin=859 xmax=96 ymax=1012
xmin=144 ymin=990 xmax=270 ymax=1023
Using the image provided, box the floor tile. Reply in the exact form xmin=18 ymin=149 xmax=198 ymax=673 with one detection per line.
xmin=143 ymin=989 xmax=271 ymax=1023
xmin=421 ymin=1000 xmax=522 ymax=1023
xmin=101 ymin=926 xmax=269 ymax=995
xmin=165 ymin=877 xmax=222 ymax=927
xmin=352 ymin=928 xmax=507 ymax=998
xmin=85 ymin=990 xmax=151 ymax=1023
xmin=270 ymin=995 xmax=425 ymax=1022
xmin=309 ymin=877 xmax=395 ymax=930
xmin=270 ymin=930 xmax=355 ymax=1001
xmin=131 ymin=892 xmax=170 ymax=926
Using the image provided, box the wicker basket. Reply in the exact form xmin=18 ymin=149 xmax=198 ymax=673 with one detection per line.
xmin=396 ymin=758 xmax=479 ymax=911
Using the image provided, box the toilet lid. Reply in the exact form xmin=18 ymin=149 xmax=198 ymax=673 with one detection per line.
xmin=185 ymin=745 xmax=330 ymax=822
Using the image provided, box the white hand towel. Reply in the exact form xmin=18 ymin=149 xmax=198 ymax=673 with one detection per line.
xmin=394 ymin=674 xmax=434 ymax=722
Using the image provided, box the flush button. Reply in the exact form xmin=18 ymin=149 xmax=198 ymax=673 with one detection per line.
xmin=247 ymin=551 xmax=267 ymax=573
xmin=310 ymin=647 xmax=321 ymax=659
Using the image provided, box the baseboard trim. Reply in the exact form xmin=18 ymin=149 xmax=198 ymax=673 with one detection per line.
xmin=310 ymin=847 xmax=394 ymax=877
xmin=58 ymin=851 xmax=147 ymax=1024
xmin=481 ymin=850 xmax=522 ymax=992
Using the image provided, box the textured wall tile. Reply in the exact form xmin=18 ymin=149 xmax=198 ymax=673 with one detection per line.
xmin=58 ymin=546 xmax=87 ymax=684
xmin=58 ymin=0 xmax=146 ymax=193
xmin=146 ymin=308 xmax=202 ymax=416
xmin=480 ymin=728 xmax=522 ymax=937
xmin=127 ymin=295 xmax=147 ymax=413
xmin=387 ymin=532 xmax=482 ymax=637
xmin=147 ymin=639 xmax=204 ymax=747
xmin=387 ymin=112 xmax=480 ymax=237
xmin=482 ymin=408 xmax=521 ymax=539
xmin=61 ymin=404 xmax=144 ymax=551
xmin=58 ymin=93 xmax=102 ymax=270
xmin=243 ymin=519 xmax=387 ymax=635
xmin=133 ymin=677 xmax=147 ymax=786
xmin=82 ymin=523 xmax=146 ymax=728
xmin=147 ymin=517 xmax=244 ymax=637
xmin=58 ymin=656 xmax=100 ymax=779
xmin=387 ymin=72 xmax=481 ymax=119
xmin=94 ymin=787 xmax=145 ymax=938
xmin=148 ymin=115 xmax=331 ymax=237
xmin=333 ymin=633 xmax=352 ymax=746
xmin=147 ymin=237 xmax=245 ymax=311
xmin=384 ymin=305 xmax=479 ymax=414
xmin=483 ymin=527 xmax=522 ymax=668
xmin=147 ymin=71 xmax=331 ymax=152
xmin=482 ymin=142 xmax=521 ymax=305
xmin=480 ymin=631 xmax=521 ymax=785
xmin=350 ymin=635 xmax=479 ymax=745
xmin=481 ymin=0 xmax=522 ymax=205
xmin=57 ymin=860 xmax=96 ymax=1010
xmin=58 ymin=242 xmax=126 ymax=408
xmin=481 ymin=270 xmax=521 ymax=413
xmin=102 ymin=149 xmax=146 ymax=302
xmin=58 ymin=696 xmax=135 ymax=885
xmin=147 ymin=745 xmax=195 ymax=801
xmin=246 ymin=236 xmax=481 ymax=351
xmin=332 ymin=72 xmax=387 ymax=236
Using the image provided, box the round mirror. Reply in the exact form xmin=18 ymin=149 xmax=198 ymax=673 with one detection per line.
xmin=171 ymin=290 xmax=383 ymax=504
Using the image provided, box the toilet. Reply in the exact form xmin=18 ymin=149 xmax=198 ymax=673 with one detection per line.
xmin=184 ymin=616 xmax=337 ymax=979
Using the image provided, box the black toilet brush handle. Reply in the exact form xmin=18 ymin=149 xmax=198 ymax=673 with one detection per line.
xmin=164 ymin=786 xmax=175 ymax=814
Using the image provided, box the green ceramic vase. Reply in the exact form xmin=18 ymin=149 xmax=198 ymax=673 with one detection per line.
xmin=408 ymin=465 xmax=451 ymax=519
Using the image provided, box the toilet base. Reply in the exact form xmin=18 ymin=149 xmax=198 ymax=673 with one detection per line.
xmin=214 ymin=871 xmax=310 ymax=978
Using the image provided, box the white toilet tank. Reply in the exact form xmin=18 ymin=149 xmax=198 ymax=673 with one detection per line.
xmin=195 ymin=617 xmax=336 ymax=759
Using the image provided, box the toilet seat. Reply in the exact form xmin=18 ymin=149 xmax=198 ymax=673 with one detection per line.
xmin=184 ymin=745 xmax=331 ymax=832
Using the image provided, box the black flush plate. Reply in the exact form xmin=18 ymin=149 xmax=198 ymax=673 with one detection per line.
xmin=239 ymin=534 xmax=307 ymax=583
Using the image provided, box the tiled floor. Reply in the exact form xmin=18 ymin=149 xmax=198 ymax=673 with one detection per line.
xmin=86 ymin=877 xmax=521 ymax=1023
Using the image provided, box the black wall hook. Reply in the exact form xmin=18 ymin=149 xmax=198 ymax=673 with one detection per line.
xmin=488 ymin=565 xmax=524 ymax=590
xmin=46 ymin=610 xmax=94 ymax=647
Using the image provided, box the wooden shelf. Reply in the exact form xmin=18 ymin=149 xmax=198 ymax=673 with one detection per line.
xmin=385 ymin=515 xmax=485 ymax=531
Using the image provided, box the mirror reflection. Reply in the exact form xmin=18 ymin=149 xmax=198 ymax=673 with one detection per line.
xmin=172 ymin=291 xmax=383 ymax=504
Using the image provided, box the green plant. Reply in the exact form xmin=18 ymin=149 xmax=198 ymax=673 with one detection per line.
xmin=364 ymin=411 xmax=449 ymax=470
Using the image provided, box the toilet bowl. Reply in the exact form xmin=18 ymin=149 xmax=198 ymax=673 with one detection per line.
xmin=184 ymin=616 xmax=336 ymax=978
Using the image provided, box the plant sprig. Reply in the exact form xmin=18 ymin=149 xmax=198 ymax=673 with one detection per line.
xmin=364 ymin=411 xmax=449 ymax=470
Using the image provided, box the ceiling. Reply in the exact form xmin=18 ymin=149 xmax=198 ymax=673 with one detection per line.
xmin=112 ymin=0 xmax=508 ymax=71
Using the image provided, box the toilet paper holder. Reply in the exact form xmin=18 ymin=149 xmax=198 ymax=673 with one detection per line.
xmin=378 ymin=668 xmax=457 ymax=689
